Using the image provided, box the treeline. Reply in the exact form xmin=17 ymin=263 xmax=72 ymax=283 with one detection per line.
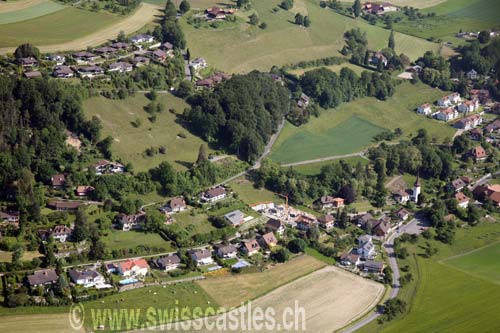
xmin=299 ymin=66 xmax=396 ymax=108
xmin=184 ymin=72 xmax=290 ymax=162
xmin=152 ymin=0 xmax=186 ymax=49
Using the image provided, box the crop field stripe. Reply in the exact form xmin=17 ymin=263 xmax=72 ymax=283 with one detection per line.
xmin=0 ymin=0 xmax=65 ymax=24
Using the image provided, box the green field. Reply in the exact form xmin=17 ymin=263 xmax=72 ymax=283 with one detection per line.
xmin=442 ymin=241 xmax=500 ymax=284
xmin=389 ymin=0 xmax=500 ymax=44
xmin=270 ymin=82 xmax=456 ymax=164
xmin=228 ymin=176 xmax=283 ymax=206
xmin=289 ymin=156 xmax=369 ymax=176
xmin=181 ymin=0 xmax=440 ymax=73
xmin=0 ymin=7 xmax=121 ymax=47
xmin=101 ymin=229 xmax=175 ymax=252
xmin=173 ymin=210 xmax=216 ymax=235
xmin=84 ymin=93 xmax=212 ymax=172
xmin=287 ymin=62 xmax=369 ymax=77
xmin=0 ymin=0 xmax=65 ymax=24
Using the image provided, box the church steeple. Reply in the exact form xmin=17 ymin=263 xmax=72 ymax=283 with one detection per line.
xmin=413 ymin=173 xmax=421 ymax=203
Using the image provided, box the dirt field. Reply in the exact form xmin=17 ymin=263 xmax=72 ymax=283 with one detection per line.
xmin=0 ymin=314 xmax=84 ymax=333
xmin=0 ymin=3 xmax=160 ymax=54
xmin=197 ymin=255 xmax=326 ymax=308
xmin=0 ymin=0 xmax=44 ymax=13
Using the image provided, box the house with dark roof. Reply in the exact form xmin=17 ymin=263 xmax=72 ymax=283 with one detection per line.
xmin=160 ymin=197 xmax=186 ymax=213
xmin=485 ymin=119 xmax=500 ymax=134
xmin=94 ymin=46 xmax=117 ymax=56
xmin=295 ymin=214 xmax=317 ymax=231
xmin=0 ymin=211 xmax=20 ymax=224
xmin=68 ymin=268 xmax=105 ymax=287
xmin=317 ymin=214 xmax=335 ymax=229
xmin=18 ymin=57 xmax=38 ymax=68
xmin=27 ymin=269 xmax=58 ymax=288
xmin=76 ymin=185 xmax=94 ymax=197
xmin=264 ymin=218 xmax=285 ymax=236
xmin=77 ymin=65 xmax=105 ymax=78
xmin=214 ymin=244 xmax=238 ymax=259
xmin=53 ymin=65 xmax=74 ymax=78
xmin=73 ymin=51 xmax=99 ymax=64
xmin=23 ymin=71 xmax=42 ymax=79
xmin=363 ymin=260 xmax=385 ymax=274
xmin=189 ymin=248 xmax=214 ymax=266
xmin=116 ymin=212 xmax=146 ymax=231
xmin=200 ymin=186 xmax=226 ymax=203
xmin=51 ymin=174 xmax=66 ymax=189
xmin=51 ymin=225 xmax=73 ymax=242
xmin=396 ymin=208 xmax=410 ymax=221
xmin=108 ymin=61 xmax=133 ymax=73
xmin=224 ymin=210 xmax=244 ymax=227
xmin=455 ymin=114 xmax=482 ymax=130
xmin=154 ymin=254 xmax=181 ymax=271
xmin=373 ymin=218 xmax=391 ymax=237
xmin=111 ymin=42 xmax=130 ymax=50
xmin=258 ymin=232 xmax=278 ymax=249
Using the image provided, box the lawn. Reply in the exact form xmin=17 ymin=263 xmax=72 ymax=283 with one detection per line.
xmin=228 ymin=175 xmax=283 ymax=206
xmin=0 ymin=0 xmax=65 ymax=24
xmin=288 ymin=156 xmax=368 ymax=176
xmin=287 ymin=62 xmax=369 ymax=77
xmin=0 ymin=250 xmax=43 ymax=263
xmin=180 ymin=0 xmax=440 ymax=73
xmin=196 ymin=255 xmax=325 ymax=308
xmin=0 ymin=7 xmax=122 ymax=48
xmin=270 ymin=82 xmax=456 ymax=164
xmin=173 ymin=210 xmax=216 ymax=235
xmin=442 ymin=241 xmax=500 ymax=284
xmin=101 ymin=229 xmax=175 ymax=252
xmin=84 ymin=93 xmax=212 ymax=172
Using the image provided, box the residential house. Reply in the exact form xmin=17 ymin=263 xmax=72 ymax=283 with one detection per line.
xmin=108 ymin=61 xmax=133 ymax=73
xmin=110 ymin=42 xmax=130 ymax=50
xmin=151 ymin=49 xmax=167 ymax=62
xmin=73 ymin=51 xmax=98 ymax=64
xmin=455 ymin=114 xmax=482 ymax=130
xmin=363 ymin=260 xmax=385 ymax=274
xmin=160 ymin=197 xmax=186 ymax=213
xmin=189 ymin=57 xmax=208 ymax=71
xmin=396 ymin=208 xmax=410 ymax=221
xmin=437 ymin=93 xmax=461 ymax=107
xmin=116 ymin=212 xmax=146 ymax=231
xmin=373 ymin=218 xmax=391 ymax=237
xmin=224 ymin=210 xmax=245 ymax=227
xmin=76 ymin=185 xmax=94 ymax=197
xmin=394 ymin=189 xmax=410 ymax=204
xmin=295 ymin=214 xmax=317 ymax=231
xmin=485 ymin=119 xmax=500 ymax=134
xmin=455 ymin=192 xmax=471 ymax=208
xmin=241 ymin=239 xmax=261 ymax=256
xmin=105 ymin=263 xmax=118 ymax=274
xmin=189 ymin=248 xmax=214 ymax=266
xmin=339 ymin=252 xmax=360 ymax=266
xmin=53 ymin=65 xmax=74 ymax=78
xmin=297 ymin=93 xmax=310 ymax=109
xmin=47 ymin=200 xmax=82 ymax=211
xmin=117 ymin=258 xmax=149 ymax=277
xmin=0 ymin=211 xmax=20 ymax=224
xmin=357 ymin=235 xmax=375 ymax=259
xmin=131 ymin=56 xmax=150 ymax=67
xmin=319 ymin=196 xmax=344 ymax=209
xmin=77 ymin=65 xmax=104 ymax=78
xmin=469 ymin=146 xmax=487 ymax=162
xmin=27 ymin=269 xmax=58 ymax=288
xmin=215 ymin=244 xmax=238 ymax=259
xmin=356 ymin=213 xmax=373 ymax=228
xmin=51 ymin=174 xmax=66 ymax=189
xmin=23 ymin=71 xmax=41 ymax=79
xmin=18 ymin=57 xmax=38 ymax=68
xmin=154 ymin=254 xmax=182 ymax=271
xmin=417 ymin=103 xmax=432 ymax=115
xmin=130 ymin=34 xmax=155 ymax=44
xmin=370 ymin=52 xmax=388 ymax=67
xmin=466 ymin=69 xmax=478 ymax=80
xmin=317 ymin=214 xmax=335 ymax=229
xmin=200 ymin=186 xmax=226 ymax=203
xmin=68 ymin=268 xmax=105 ymax=287
xmin=436 ymin=107 xmax=458 ymax=121
xmin=264 ymin=218 xmax=285 ymax=236
xmin=258 ymin=232 xmax=278 ymax=249
xmin=449 ymin=178 xmax=467 ymax=192
xmin=196 ymin=72 xmax=231 ymax=89
xmin=94 ymin=160 xmax=125 ymax=174
xmin=94 ymin=46 xmax=117 ymax=57
xmin=457 ymin=99 xmax=480 ymax=113
xmin=470 ymin=128 xmax=483 ymax=141
xmin=160 ymin=42 xmax=174 ymax=56
xmin=51 ymin=225 xmax=73 ymax=242
xmin=205 ymin=6 xmax=236 ymax=20
xmin=46 ymin=54 xmax=66 ymax=65
xmin=470 ymin=89 xmax=491 ymax=105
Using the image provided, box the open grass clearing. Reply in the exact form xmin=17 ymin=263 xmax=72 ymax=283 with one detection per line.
xmin=173 ymin=210 xmax=217 ymax=235
xmin=270 ymin=82 xmax=456 ymax=164
xmin=0 ymin=0 xmax=64 ymax=24
xmin=228 ymin=175 xmax=283 ymax=206
xmin=288 ymin=156 xmax=368 ymax=176
xmin=0 ymin=313 xmax=83 ymax=333
xmin=181 ymin=0 xmax=440 ymax=73
xmin=101 ymin=229 xmax=175 ymax=252
xmin=0 ymin=250 xmax=43 ymax=263
xmin=0 ymin=0 xmax=46 ymax=13
xmin=84 ymin=93 xmax=211 ymax=172
xmin=0 ymin=3 xmax=160 ymax=53
xmin=287 ymin=62 xmax=368 ymax=76
xmin=196 ymin=255 xmax=325 ymax=308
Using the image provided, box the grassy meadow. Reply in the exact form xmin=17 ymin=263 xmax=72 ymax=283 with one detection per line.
xmin=270 ymin=82 xmax=456 ymax=164
xmin=101 ymin=229 xmax=176 ymax=252
xmin=287 ymin=62 xmax=369 ymax=77
xmin=84 ymin=93 xmax=212 ymax=172
xmin=288 ymin=156 xmax=369 ymax=176
xmin=228 ymin=175 xmax=283 ymax=206
xmin=0 ymin=0 xmax=65 ymax=24
xmin=0 ymin=7 xmax=122 ymax=48
xmin=180 ymin=0 xmax=440 ymax=73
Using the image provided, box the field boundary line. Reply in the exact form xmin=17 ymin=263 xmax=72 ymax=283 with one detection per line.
xmin=439 ymin=239 xmax=500 ymax=263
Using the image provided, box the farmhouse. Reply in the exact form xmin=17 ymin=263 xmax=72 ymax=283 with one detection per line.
xmin=116 ymin=212 xmax=146 ymax=231
xmin=357 ymin=235 xmax=375 ymax=259
xmin=77 ymin=65 xmax=105 ymax=78
xmin=108 ymin=62 xmax=133 ymax=73
xmin=51 ymin=174 xmax=66 ymax=189
xmin=455 ymin=192 xmax=471 ymax=208
xmin=457 ymin=99 xmax=480 ymax=113
xmin=23 ymin=71 xmax=41 ymax=79
xmin=214 ymin=244 xmax=238 ymax=259
xmin=469 ymin=146 xmax=487 ymax=162
xmin=241 ymin=239 xmax=261 ymax=256
xmin=47 ymin=200 xmax=82 ymax=211
xmin=68 ymin=268 xmax=105 ymax=287
xmin=200 ymin=186 xmax=227 ymax=203
xmin=76 ymin=185 xmax=94 ymax=196
xmin=437 ymin=93 xmax=461 ymax=107
xmin=189 ymin=248 xmax=214 ymax=266
xmin=317 ymin=214 xmax=335 ymax=229
xmin=455 ymin=114 xmax=482 ymax=130
xmin=117 ymin=258 xmax=149 ymax=277
xmin=363 ymin=2 xmax=398 ymax=15
xmin=190 ymin=57 xmax=208 ymax=71
xmin=224 ymin=210 xmax=245 ymax=227
xmin=436 ymin=107 xmax=458 ymax=121
xmin=417 ymin=103 xmax=432 ymax=115
xmin=53 ymin=65 xmax=74 ymax=78
xmin=205 ymin=6 xmax=236 ymax=20
xmin=265 ymin=218 xmax=285 ymax=235
xmin=258 ymin=232 xmax=278 ymax=249
xmin=160 ymin=197 xmax=186 ymax=213
xmin=18 ymin=57 xmax=38 ymax=68
xmin=27 ymin=269 xmax=58 ymax=289
xmin=130 ymin=34 xmax=155 ymax=44
xmin=153 ymin=254 xmax=182 ymax=271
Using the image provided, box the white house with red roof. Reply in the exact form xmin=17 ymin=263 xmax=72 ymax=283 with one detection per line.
xmin=117 ymin=258 xmax=149 ymax=277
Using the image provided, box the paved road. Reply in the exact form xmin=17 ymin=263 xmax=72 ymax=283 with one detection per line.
xmin=341 ymin=216 xmax=427 ymax=333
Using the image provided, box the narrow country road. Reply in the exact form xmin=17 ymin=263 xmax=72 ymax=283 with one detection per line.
xmin=341 ymin=217 xmax=427 ymax=333
xmin=281 ymin=151 xmax=368 ymax=167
